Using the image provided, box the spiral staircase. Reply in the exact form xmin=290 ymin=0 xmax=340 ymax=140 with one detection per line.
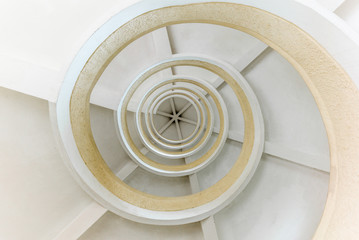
xmin=1 ymin=0 xmax=359 ymax=239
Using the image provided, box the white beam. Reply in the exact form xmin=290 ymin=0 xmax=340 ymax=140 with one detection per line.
xmin=264 ymin=141 xmax=329 ymax=172
xmin=55 ymin=156 xmax=142 ymax=240
xmin=210 ymin=41 xmax=268 ymax=88
xmin=185 ymin=157 xmax=219 ymax=240
xmin=115 ymin=147 xmax=148 ymax=180
xmin=201 ymin=217 xmax=220 ymax=240
xmin=212 ymin=128 xmax=329 ymax=173
xmin=116 ymin=160 xmax=138 ymax=179
xmin=52 ymin=106 xmax=142 ymax=239
xmin=152 ymin=27 xmax=174 ymax=77
xmin=234 ymin=41 xmax=269 ymax=72
xmin=53 ymin=202 xmax=107 ymax=240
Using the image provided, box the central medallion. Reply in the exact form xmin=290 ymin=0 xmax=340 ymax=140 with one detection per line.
xmin=152 ymin=95 xmax=199 ymax=142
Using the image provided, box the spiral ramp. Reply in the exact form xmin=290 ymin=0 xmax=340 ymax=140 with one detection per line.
xmin=1 ymin=1 xmax=359 ymax=239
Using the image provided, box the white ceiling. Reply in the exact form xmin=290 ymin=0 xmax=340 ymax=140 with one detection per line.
xmin=0 ymin=0 xmax=359 ymax=239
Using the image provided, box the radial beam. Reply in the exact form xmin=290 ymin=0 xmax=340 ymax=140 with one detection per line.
xmin=185 ymin=156 xmax=219 ymax=240
xmin=211 ymin=127 xmax=329 ymax=172
xmin=207 ymin=41 xmax=268 ymax=89
xmin=53 ymin=202 xmax=107 ymax=240
xmin=54 ymin=156 xmax=143 ymax=240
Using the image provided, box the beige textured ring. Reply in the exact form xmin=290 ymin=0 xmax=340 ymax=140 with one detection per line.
xmin=58 ymin=1 xmax=359 ymax=227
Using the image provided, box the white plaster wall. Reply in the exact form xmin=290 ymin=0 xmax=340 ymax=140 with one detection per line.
xmin=0 ymin=87 xmax=92 ymax=240
xmin=79 ymin=211 xmax=204 ymax=240
xmin=214 ymin=155 xmax=329 ymax=240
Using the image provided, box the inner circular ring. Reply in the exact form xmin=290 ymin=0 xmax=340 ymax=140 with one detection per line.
xmin=147 ymin=87 xmax=207 ymax=147
xmin=142 ymin=82 xmax=211 ymax=149
xmin=149 ymin=90 xmax=202 ymax=145
xmin=152 ymin=94 xmax=200 ymax=142
xmin=135 ymin=78 xmax=221 ymax=161
xmin=123 ymin=73 xmax=228 ymax=176
xmin=144 ymin=85 xmax=211 ymax=152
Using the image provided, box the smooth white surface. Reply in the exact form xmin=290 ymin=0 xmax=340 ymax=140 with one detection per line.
xmin=0 ymin=87 xmax=92 ymax=240
xmin=0 ymin=55 xmax=61 ymax=102
xmin=0 ymin=0 xmax=142 ymax=102
xmin=214 ymin=155 xmax=329 ymax=240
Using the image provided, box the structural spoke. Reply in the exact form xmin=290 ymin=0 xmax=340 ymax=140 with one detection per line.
xmin=177 ymin=102 xmax=192 ymax=116
xmin=178 ymin=117 xmax=197 ymax=125
xmin=158 ymin=118 xmax=175 ymax=134
xmin=175 ymin=119 xmax=183 ymax=140
xmin=156 ymin=111 xmax=173 ymax=118
xmin=170 ymin=98 xmax=177 ymax=115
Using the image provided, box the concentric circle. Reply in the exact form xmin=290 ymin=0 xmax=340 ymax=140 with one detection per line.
xmin=54 ymin=1 xmax=357 ymax=227
xmin=148 ymin=90 xmax=202 ymax=145
xmin=57 ymin=3 xmax=266 ymax=224
xmin=142 ymin=84 xmax=208 ymax=149
xmin=124 ymin=74 xmax=227 ymax=175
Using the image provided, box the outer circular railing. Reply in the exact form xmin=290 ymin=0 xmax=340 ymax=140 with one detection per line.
xmin=55 ymin=1 xmax=359 ymax=234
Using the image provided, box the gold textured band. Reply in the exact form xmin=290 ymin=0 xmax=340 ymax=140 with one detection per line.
xmin=69 ymin=6 xmax=359 ymax=238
